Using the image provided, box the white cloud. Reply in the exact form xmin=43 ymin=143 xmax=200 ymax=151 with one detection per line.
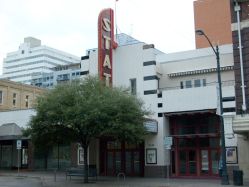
xmin=0 ymin=0 xmax=195 ymax=75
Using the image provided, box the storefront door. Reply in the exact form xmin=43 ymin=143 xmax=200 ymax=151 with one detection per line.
xmin=1 ymin=145 xmax=12 ymax=168
xmin=179 ymin=149 xmax=197 ymax=176
xmin=125 ymin=150 xmax=141 ymax=176
xmin=106 ymin=150 xmax=121 ymax=175
xmin=200 ymin=149 xmax=219 ymax=176
xmin=100 ymin=140 xmax=144 ymax=176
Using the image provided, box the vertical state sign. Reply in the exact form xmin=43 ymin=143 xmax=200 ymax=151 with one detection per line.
xmin=98 ymin=8 xmax=115 ymax=87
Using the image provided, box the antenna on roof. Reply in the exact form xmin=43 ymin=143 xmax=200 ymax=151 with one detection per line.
xmin=129 ymin=24 xmax=133 ymax=36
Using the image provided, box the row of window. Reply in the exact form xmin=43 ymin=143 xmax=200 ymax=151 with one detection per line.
xmin=32 ymin=82 xmax=54 ymax=88
xmin=5 ymin=54 xmax=74 ymax=64
xmin=32 ymin=72 xmax=81 ymax=84
xmin=180 ymin=79 xmax=206 ymax=89
xmin=4 ymin=60 xmax=60 ymax=69
xmin=3 ymin=66 xmax=51 ymax=75
xmin=133 ymin=78 xmax=206 ymax=96
xmin=0 ymin=90 xmax=29 ymax=108
xmin=72 ymin=72 xmax=81 ymax=76
xmin=130 ymin=78 xmax=207 ymax=96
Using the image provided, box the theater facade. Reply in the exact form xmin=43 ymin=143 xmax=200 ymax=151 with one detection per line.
xmin=76 ymin=8 xmax=238 ymax=178
xmin=0 ymin=8 xmax=238 ymax=179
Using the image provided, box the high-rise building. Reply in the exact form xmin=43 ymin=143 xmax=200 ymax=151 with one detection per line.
xmin=1 ymin=37 xmax=80 ymax=85
xmin=194 ymin=0 xmax=233 ymax=48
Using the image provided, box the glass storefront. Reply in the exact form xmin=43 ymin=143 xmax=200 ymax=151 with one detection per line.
xmin=170 ymin=113 xmax=220 ymax=177
xmin=0 ymin=140 xmax=29 ymax=169
xmin=100 ymin=140 xmax=144 ymax=176
xmin=1 ymin=145 xmax=12 ymax=168
xmin=34 ymin=144 xmax=71 ymax=170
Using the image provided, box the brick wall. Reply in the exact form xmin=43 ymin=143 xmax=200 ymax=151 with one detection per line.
xmin=231 ymin=1 xmax=249 ymax=114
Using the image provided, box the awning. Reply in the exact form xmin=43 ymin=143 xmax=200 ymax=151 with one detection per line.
xmin=164 ymin=109 xmax=216 ymax=117
xmin=170 ymin=133 xmax=219 ymax=138
xmin=0 ymin=123 xmax=28 ymax=140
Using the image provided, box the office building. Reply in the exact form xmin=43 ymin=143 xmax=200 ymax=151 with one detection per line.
xmin=1 ymin=37 xmax=80 ymax=85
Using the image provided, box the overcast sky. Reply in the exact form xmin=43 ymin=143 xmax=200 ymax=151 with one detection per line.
xmin=0 ymin=0 xmax=196 ymax=75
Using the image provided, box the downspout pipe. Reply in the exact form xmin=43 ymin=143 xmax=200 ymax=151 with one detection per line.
xmin=234 ymin=1 xmax=247 ymax=112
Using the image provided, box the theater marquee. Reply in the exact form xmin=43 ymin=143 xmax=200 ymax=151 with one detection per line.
xmin=98 ymin=8 xmax=117 ymax=87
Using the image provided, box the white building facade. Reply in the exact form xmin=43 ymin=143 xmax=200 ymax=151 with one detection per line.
xmin=80 ymin=40 xmax=237 ymax=178
xmin=1 ymin=37 xmax=80 ymax=85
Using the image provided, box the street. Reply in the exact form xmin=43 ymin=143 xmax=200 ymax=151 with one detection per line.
xmin=0 ymin=176 xmax=42 ymax=187
xmin=0 ymin=171 xmax=248 ymax=187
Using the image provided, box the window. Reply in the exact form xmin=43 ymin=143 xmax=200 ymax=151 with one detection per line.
xmin=21 ymin=50 xmax=24 ymax=54
xmin=13 ymin=93 xmax=17 ymax=106
xmin=0 ymin=90 xmax=3 ymax=104
xmin=203 ymin=79 xmax=206 ymax=87
xmin=180 ymin=81 xmax=184 ymax=89
xmin=185 ymin=80 xmax=192 ymax=88
xmin=22 ymin=148 xmax=28 ymax=165
xmin=194 ymin=79 xmax=201 ymax=87
xmin=157 ymin=93 xmax=162 ymax=98
xmin=180 ymin=79 xmax=207 ymax=89
xmin=130 ymin=78 xmax=136 ymax=95
xmin=25 ymin=95 xmax=29 ymax=108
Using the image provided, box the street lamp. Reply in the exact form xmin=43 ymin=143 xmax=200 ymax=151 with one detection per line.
xmin=196 ymin=29 xmax=229 ymax=185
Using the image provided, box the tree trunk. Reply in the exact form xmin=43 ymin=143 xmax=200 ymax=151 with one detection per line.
xmin=83 ymin=144 xmax=89 ymax=183
xmin=57 ymin=143 xmax=59 ymax=170
xmin=44 ymin=152 xmax=48 ymax=170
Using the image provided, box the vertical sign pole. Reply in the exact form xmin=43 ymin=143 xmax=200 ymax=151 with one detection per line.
xmin=164 ymin=136 xmax=172 ymax=187
xmin=17 ymin=149 xmax=20 ymax=176
xmin=16 ymin=140 xmax=22 ymax=176
xmin=167 ymin=149 xmax=170 ymax=187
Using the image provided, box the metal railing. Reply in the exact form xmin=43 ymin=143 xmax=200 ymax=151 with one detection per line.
xmin=159 ymin=80 xmax=235 ymax=91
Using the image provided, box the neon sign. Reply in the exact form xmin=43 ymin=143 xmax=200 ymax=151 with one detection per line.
xmin=98 ymin=8 xmax=117 ymax=86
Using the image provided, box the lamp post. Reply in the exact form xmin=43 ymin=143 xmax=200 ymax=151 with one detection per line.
xmin=196 ymin=29 xmax=229 ymax=185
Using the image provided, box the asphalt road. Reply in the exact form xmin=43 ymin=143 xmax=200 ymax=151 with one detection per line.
xmin=0 ymin=176 xmax=42 ymax=187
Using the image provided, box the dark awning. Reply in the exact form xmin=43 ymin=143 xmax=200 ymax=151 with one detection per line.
xmin=170 ymin=133 xmax=219 ymax=138
xmin=164 ymin=109 xmax=216 ymax=117
xmin=0 ymin=123 xmax=28 ymax=140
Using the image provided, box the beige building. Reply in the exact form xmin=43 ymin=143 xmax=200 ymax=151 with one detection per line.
xmin=0 ymin=79 xmax=46 ymax=111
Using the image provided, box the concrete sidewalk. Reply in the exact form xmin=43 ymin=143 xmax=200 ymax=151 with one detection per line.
xmin=0 ymin=171 xmax=248 ymax=187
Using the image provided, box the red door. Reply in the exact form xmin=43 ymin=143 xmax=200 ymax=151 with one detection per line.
xmin=100 ymin=140 xmax=144 ymax=176
xmin=179 ymin=149 xmax=197 ymax=176
xmin=200 ymin=149 xmax=220 ymax=176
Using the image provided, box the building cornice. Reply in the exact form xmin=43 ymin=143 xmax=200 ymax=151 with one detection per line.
xmin=168 ymin=65 xmax=233 ymax=78
xmin=233 ymin=114 xmax=249 ymax=134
